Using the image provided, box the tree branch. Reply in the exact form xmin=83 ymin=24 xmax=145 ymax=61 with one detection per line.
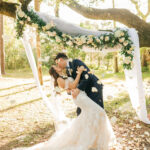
xmin=62 ymin=0 xmax=150 ymax=47
xmin=0 ymin=1 xmax=19 ymax=18
xmin=146 ymin=0 xmax=150 ymax=18
xmin=63 ymin=0 xmax=149 ymax=28
xmin=148 ymin=0 xmax=150 ymax=12
xmin=0 ymin=0 xmax=32 ymax=18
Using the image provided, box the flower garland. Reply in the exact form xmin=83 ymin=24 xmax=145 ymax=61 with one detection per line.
xmin=16 ymin=7 xmax=135 ymax=70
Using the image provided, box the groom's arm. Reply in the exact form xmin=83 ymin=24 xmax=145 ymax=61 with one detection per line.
xmin=73 ymin=59 xmax=90 ymax=91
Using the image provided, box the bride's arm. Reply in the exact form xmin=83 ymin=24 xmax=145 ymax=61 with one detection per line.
xmin=68 ymin=68 xmax=82 ymax=89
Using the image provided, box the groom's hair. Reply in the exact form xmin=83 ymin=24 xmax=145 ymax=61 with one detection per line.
xmin=55 ymin=53 xmax=68 ymax=61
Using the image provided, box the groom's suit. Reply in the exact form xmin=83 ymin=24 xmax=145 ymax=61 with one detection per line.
xmin=66 ymin=59 xmax=104 ymax=116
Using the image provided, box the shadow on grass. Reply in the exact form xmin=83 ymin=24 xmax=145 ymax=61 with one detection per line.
xmin=0 ymin=123 xmax=55 ymax=150
xmin=3 ymin=68 xmax=49 ymax=79
xmin=104 ymin=92 xmax=130 ymax=115
xmin=146 ymin=97 xmax=150 ymax=113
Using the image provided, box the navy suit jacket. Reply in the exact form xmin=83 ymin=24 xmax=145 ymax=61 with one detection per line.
xmin=66 ymin=59 xmax=104 ymax=110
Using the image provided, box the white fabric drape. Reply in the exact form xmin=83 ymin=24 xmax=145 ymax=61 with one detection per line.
xmin=124 ymin=29 xmax=150 ymax=124
xmin=22 ymin=12 xmax=149 ymax=124
xmin=37 ymin=12 xmax=110 ymax=36
xmin=22 ymin=33 xmax=68 ymax=128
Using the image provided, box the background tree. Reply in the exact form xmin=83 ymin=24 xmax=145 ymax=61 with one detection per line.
xmin=62 ymin=0 xmax=150 ymax=47
xmin=112 ymin=0 xmax=118 ymax=73
xmin=35 ymin=0 xmax=43 ymax=85
xmin=130 ymin=0 xmax=150 ymax=68
xmin=0 ymin=14 xmax=5 ymax=75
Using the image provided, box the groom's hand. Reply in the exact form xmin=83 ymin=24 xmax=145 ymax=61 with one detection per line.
xmin=72 ymin=88 xmax=80 ymax=99
xmin=67 ymin=89 xmax=71 ymax=95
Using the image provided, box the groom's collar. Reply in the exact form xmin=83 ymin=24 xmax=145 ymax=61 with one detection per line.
xmin=66 ymin=60 xmax=70 ymax=68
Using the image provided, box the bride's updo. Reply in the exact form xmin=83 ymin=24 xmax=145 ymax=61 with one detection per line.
xmin=49 ymin=66 xmax=59 ymax=87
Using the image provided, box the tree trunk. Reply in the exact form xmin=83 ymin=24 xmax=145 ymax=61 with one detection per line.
xmin=34 ymin=0 xmax=43 ymax=85
xmin=0 ymin=14 xmax=5 ymax=75
xmin=112 ymin=0 xmax=118 ymax=73
xmin=55 ymin=0 xmax=60 ymax=17
xmin=97 ymin=53 xmax=101 ymax=68
xmin=113 ymin=52 xmax=118 ymax=73
xmin=106 ymin=60 xmax=109 ymax=70
xmin=112 ymin=0 xmax=116 ymax=28
xmin=142 ymin=50 xmax=147 ymax=67
xmin=145 ymin=48 xmax=150 ymax=69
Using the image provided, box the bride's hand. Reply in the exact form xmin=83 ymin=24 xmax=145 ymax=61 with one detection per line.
xmin=67 ymin=89 xmax=71 ymax=95
xmin=77 ymin=66 xmax=86 ymax=74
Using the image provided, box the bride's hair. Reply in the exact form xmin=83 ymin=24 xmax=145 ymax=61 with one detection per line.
xmin=49 ymin=66 xmax=59 ymax=87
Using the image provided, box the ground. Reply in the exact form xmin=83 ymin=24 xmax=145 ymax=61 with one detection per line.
xmin=0 ymin=73 xmax=150 ymax=150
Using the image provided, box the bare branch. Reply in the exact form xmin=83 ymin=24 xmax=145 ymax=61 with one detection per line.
xmin=129 ymin=0 xmax=146 ymax=19
xmin=130 ymin=0 xmax=150 ymax=20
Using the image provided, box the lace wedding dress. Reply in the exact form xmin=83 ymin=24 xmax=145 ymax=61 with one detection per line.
xmin=14 ymin=78 xmax=115 ymax=150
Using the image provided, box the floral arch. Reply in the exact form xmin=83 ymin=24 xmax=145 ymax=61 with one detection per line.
xmin=16 ymin=7 xmax=150 ymax=124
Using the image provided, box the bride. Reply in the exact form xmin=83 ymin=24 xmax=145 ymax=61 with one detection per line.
xmin=14 ymin=65 xmax=115 ymax=150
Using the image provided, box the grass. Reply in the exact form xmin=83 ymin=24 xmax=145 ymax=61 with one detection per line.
xmin=95 ymin=71 xmax=125 ymax=80
xmin=104 ymin=92 xmax=130 ymax=115
xmin=2 ymin=68 xmax=150 ymax=80
xmin=3 ymin=68 xmax=34 ymax=78
xmin=146 ymin=97 xmax=150 ymax=113
xmin=95 ymin=69 xmax=150 ymax=80
xmin=2 ymin=68 xmax=49 ymax=79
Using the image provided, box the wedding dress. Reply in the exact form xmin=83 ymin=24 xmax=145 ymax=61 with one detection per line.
xmin=14 ymin=77 xmax=115 ymax=150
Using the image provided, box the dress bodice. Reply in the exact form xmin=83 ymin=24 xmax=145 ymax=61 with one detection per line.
xmin=64 ymin=77 xmax=75 ymax=89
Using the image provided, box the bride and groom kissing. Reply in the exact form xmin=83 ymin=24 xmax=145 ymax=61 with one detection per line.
xmin=50 ymin=52 xmax=104 ymax=116
xmin=15 ymin=53 xmax=115 ymax=150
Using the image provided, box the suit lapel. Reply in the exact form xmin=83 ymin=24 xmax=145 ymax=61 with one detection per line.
xmin=69 ymin=61 xmax=76 ymax=79
xmin=66 ymin=61 xmax=73 ymax=77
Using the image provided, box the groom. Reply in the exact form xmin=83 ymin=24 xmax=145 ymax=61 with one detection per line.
xmin=55 ymin=53 xmax=104 ymax=115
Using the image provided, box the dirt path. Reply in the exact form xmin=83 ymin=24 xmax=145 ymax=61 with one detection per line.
xmin=0 ymin=76 xmax=150 ymax=150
